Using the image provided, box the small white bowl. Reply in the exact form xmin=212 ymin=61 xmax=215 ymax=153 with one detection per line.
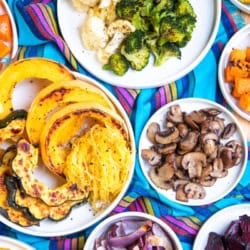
xmin=84 ymin=211 xmax=182 ymax=250
xmin=0 ymin=236 xmax=34 ymax=250
xmin=218 ymin=24 xmax=250 ymax=121
xmin=230 ymin=0 xmax=250 ymax=14
xmin=0 ymin=0 xmax=18 ymax=62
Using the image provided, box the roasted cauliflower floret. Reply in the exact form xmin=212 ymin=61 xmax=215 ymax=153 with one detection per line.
xmin=72 ymin=0 xmax=99 ymax=11
xmin=81 ymin=12 xmax=108 ymax=50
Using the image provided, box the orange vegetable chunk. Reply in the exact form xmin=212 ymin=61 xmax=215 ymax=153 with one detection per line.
xmin=229 ymin=49 xmax=246 ymax=62
xmin=239 ymin=92 xmax=250 ymax=112
xmin=246 ymin=47 xmax=250 ymax=62
xmin=224 ymin=65 xmax=249 ymax=83
xmin=234 ymin=77 xmax=250 ymax=96
xmin=0 ymin=40 xmax=10 ymax=57
xmin=0 ymin=14 xmax=12 ymax=42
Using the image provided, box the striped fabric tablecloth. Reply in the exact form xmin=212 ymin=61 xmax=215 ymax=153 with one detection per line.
xmin=0 ymin=0 xmax=249 ymax=249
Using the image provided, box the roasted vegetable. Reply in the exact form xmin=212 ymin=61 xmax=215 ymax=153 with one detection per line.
xmin=26 ymin=79 xmax=116 ymax=144
xmin=103 ymin=53 xmax=129 ymax=76
xmin=40 ymin=102 xmax=128 ymax=176
xmin=0 ymin=58 xmax=75 ymax=119
xmin=0 ymin=110 xmax=27 ymax=144
xmin=0 ymin=166 xmax=38 ymax=227
xmin=12 ymin=139 xmax=88 ymax=206
xmin=5 ymin=175 xmax=83 ymax=221
xmin=224 ymin=47 xmax=250 ymax=112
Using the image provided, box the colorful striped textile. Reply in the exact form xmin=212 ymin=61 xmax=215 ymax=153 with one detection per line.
xmin=0 ymin=0 xmax=249 ymax=249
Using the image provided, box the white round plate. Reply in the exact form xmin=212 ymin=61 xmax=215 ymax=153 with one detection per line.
xmin=193 ymin=203 xmax=250 ymax=249
xmin=218 ymin=24 xmax=250 ymax=121
xmin=230 ymin=0 xmax=250 ymax=14
xmin=84 ymin=211 xmax=183 ymax=250
xmin=138 ymin=98 xmax=248 ymax=206
xmin=57 ymin=0 xmax=221 ymax=89
xmin=0 ymin=0 xmax=18 ymax=65
xmin=0 ymin=236 xmax=34 ymax=250
xmin=0 ymin=71 xmax=136 ymax=237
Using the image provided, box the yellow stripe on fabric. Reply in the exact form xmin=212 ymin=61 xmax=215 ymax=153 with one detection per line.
xmin=143 ymin=197 xmax=155 ymax=215
xmin=180 ymin=216 xmax=201 ymax=229
xmin=169 ymin=82 xmax=178 ymax=100
xmin=41 ymin=4 xmax=59 ymax=34
xmin=17 ymin=47 xmax=26 ymax=59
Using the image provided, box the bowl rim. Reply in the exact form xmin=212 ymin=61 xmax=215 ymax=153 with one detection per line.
xmin=84 ymin=211 xmax=183 ymax=250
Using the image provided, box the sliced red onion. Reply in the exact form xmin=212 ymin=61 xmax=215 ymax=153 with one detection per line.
xmin=108 ymin=222 xmax=152 ymax=247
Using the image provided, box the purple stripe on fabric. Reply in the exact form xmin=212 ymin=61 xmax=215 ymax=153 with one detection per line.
xmin=117 ymin=87 xmax=134 ymax=107
xmin=29 ymin=4 xmax=64 ymax=50
xmin=164 ymin=215 xmax=197 ymax=235
xmin=159 ymin=87 xmax=167 ymax=107
xmin=64 ymin=239 xmax=71 ymax=250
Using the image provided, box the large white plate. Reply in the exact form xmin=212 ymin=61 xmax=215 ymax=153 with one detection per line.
xmin=0 ymin=0 xmax=18 ymax=65
xmin=218 ymin=24 xmax=250 ymax=121
xmin=193 ymin=203 xmax=250 ymax=249
xmin=57 ymin=0 xmax=221 ymax=89
xmin=0 ymin=236 xmax=34 ymax=250
xmin=0 ymin=71 xmax=136 ymax=237
xmin=138 ymin=98 xmax=248 ymax=206
xmin=230 ymin=0 xmax=250 ymax=14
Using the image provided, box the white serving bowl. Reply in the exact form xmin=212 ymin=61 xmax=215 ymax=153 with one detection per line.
xmin=84 ymin=211 xmax=183 ymax=250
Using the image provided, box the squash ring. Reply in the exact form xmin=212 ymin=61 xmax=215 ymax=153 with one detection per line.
xmin=40 ymin=102 xmax=129 ymax=176
xmin=26 ymin=79 xmax=116 ymax=144
xmin=0 ymin=58 xmax=75 ymax=119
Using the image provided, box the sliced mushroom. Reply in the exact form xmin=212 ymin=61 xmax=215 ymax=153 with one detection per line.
xmin=175 ymin=185 xmax=188 ymax=202
xmin=184 ymin=183 xmax=206 ymax=199
xmin=155 ymin=127 xmax=179 ymax=145
xmin=201 ymin=108 xmax=222 ymax=117
xmin=157 ymin=143 xmax=177 ymax=155
xmin=166 ymin=104 xmax=183 ymax=124
xmin=177 ymin=123 xmax=189 ymax=138
xmin=141 ymin=149 xmax=162 ymax=166
xmin=210 ymin=158 xmax=228 ymax=178
xmin=182 ymin=152 xmax=207 ymax=170
xmin=148 ymin=163 xmax=174 ymax=190
xmin=221 ymin=123 xmax=236 ymax=139
xmin=146 ymin=122 xmax=160 ymax=144
xmin=178 ymin=130 xmax=200 ymax=153
xmin=184 ymin=110 xmax=207 ymax=130
xmin=200 ymin=132 xmax=219 ymax=159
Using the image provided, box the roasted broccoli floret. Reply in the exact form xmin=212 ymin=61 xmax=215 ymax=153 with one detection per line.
xmin=131 ymin=12 xmax=150 ymax=32
xmin=103 ymin=53 xmax=129 ymax=76
xmin=175 ymin=0 xmax=196 ymax=18
xmin=147 ymin=39 xmax=181 ymax=66
xmin=115 ymin=0 xmax=143 ymax=20
xmin=121 ymin=44 xmax=150 ymax=71
xmin=158 ymin=16 xmax=186 ymax=47
xmin=123 ymin=30 xmax=145 ymax=53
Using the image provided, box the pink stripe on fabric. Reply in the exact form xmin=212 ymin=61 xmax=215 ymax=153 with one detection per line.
xmin=28 ymin=4 xmax=64 ymax=50
xmin=64 ymin=239 xmax=71 ymax=250
xmin=164 ymin=215 xmax=197 ymax=235
xmin=222 ymin=3 xmax=238 ymax=33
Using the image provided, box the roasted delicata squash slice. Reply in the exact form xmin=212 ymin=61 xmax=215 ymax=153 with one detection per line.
xmin=0 ymin=110 xmax=27 ymax=144
xmin=5 ymin=175 xmax=83 ymax=221
xmin=26 ymin=79 xmax=116 ymax=144
xmin=12 ymin=139 xmax=88 ymax=206
xmin=40 ymin=102 xmax=129 ymax=176
xmin=0 ymin=58 xmax=75 ymax=119
xmin=0 ymin=166 xmax=38 ymax=227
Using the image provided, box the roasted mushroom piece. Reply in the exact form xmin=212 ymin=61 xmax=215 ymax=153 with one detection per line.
xmin=155 ymin=127 xmax=179 ymax=145
xmin=141 ymin=148 xmax=162 ymax=166
xmin=166 ymin=104 xmax=183 ymax=124
xmin=181 ymin=152 xmax=207 ymax=179
xmin=148 ymin=163 xmax=174 ymax=190
xmin=183 ymin=183 xmax=206 ymax=199
xmin=146 ymin=122 xmax=160 ymax=144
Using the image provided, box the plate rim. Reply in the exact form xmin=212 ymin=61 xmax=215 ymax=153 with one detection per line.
xmin=0 ymin=71 xmax=136 ymax=237
xmin=84 ymin=211 xmax=183 ymax=250
xmin=0 ymin=0 xmax=18 ymax=59
xmin=193 ymin=203 xmax=250 ymax=250
xmin=0 ymin=235 xmax=35 ymax=250
xmin=230 ymin=0 xmax=250 ymax=14
xmin=218 ymin=24 xmax=250 ymax=121
xmin=57 ymin=0 xmax=222 ymax=89
xmin=138 ymin=97 xmax=248 ymax=207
